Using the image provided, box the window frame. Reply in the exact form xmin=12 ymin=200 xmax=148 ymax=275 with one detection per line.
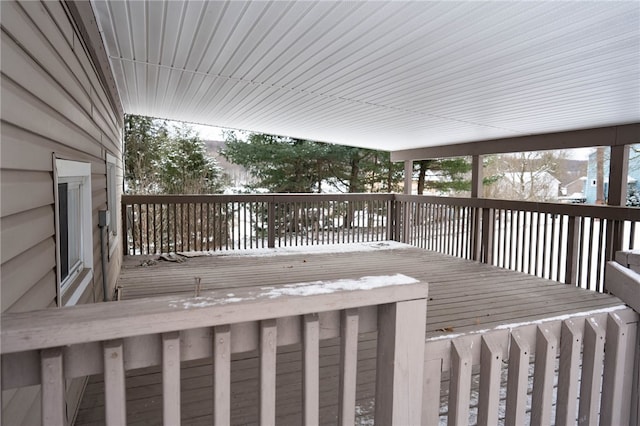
xmin=54 ymin=158 xmax=93 ymax=307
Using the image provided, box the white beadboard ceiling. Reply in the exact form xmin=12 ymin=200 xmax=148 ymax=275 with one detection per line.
xmin=91 ymin=1 xmax=640 ymax=151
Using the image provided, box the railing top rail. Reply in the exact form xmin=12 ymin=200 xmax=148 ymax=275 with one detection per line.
xmin=122 ymin=193 xmax=395 ymax=204
xmin=394 ymin=194 xmax=640 ymax=221
xmin=1 ymin=276 xmax=427 ymax=354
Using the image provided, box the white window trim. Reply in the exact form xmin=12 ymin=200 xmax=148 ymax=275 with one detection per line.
xmin=55 ymin=159 xmax=93 ymax=306
xmin=106 ymin=153 xmax=119 ymax=258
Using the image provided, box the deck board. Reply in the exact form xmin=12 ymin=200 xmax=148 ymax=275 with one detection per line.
xmin=76 ymin=243 xmax=623 ymax=425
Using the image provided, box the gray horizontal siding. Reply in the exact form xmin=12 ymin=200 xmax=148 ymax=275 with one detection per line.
xmin=1 ymin=1 xmax=124 ymax=423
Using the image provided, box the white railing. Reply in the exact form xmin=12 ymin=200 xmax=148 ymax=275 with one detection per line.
xmin=1 ymin=276 xmax=428 ymax=425
xmin=422 ymin=306 xmax=638 ymax=425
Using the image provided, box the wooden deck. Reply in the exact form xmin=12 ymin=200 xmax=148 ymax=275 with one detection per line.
xmin=75 ymin=242 xmax=623 ymax=425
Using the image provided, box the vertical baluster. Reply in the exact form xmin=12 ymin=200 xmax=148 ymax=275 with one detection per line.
xmin=231 ymin=202 xmax=235 ymax=250
xmin=555 ymin=215 xmax=565 ymax=281
xmin=160 ymin=203 xmax=164 ymax=254
xmin=41 ymin=347 xmax=65 ymax=425
xmin=213 ymin=325 xmax=231 ymax=426
xmin=146 ymin=203 xmax=151 ymax=254
xmin=579 ymin=317 xmax=605 ymax=425
xmin=629 ymin=221 xmax=636 ymax=249
xmin=449 ymin=339 xmax=472 ymax=426
xmin=600 ymin=313 xmax=635 ymax=426
xmin=576 ymin=217 xmax=586 ymax=286
xmin=338 ymin=309 xmax=359 ymax=425
xmin=206 ymin=202 xmax=211 ymax=251
xmin=152 ymin=203 xmax=157 ymax=254
xmin=586 ymin=217 xmax=595 ymax=290
xmin=138 ymin=204 xmax=143 ymax=254
xmin=549 ymin=212 xmax=558 ymax=279
xmin=505 ymin=331 xmax=529 ymax=425
xmin=514 ymin=210 xmax=521 ymax=271
xmin=173 ymin=203 xmax=177 ymax=253
xmin=162 ymin=331 xmax=181 ymax=425
xmin=596 ymin=217 xmax=606 ymax=291
xmin=477 ymin=335 xmax=501 ymax=426
xmin=103 ymin=339 xmax=126 ymax=426
xmin=532 ymin=211 xmax=539 ymax=276
xmin=186 ymin=203 xmax=191 ymax=252
xmin=260 ymin=319 xmax=277 ymax=425
xmin=555 ymin=320 xmax=581 ymax=426
xmin=200 ymin=202 xmax=204 ymax=251
xmin=531 ymin=326 xmax=557 ymax=426
xmin=302 ymin=313 xmax=320 ymax=426
xmin=497 ymin=210 xmax=504 ymax=268
xmin=422 ymin=356 xmax=441 ymax=425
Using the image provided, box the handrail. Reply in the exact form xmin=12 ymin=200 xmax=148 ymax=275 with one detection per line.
xmin=1 ymin=277 xmax=429 ymax=425
xmin=394 ymin=194 xmax=640 ymax=221
xmin=122 ymin=192 xmax=395 ymax=204
xmin=1 ymin=278 xmax=426 ymax=354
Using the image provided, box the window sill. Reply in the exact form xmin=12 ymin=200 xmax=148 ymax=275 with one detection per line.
xmin=62 ymin=268 xmax=93 ymax=307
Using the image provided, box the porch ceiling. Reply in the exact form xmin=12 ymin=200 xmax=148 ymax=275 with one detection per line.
xmin=91 ymin=1 xmax=639 ymax=151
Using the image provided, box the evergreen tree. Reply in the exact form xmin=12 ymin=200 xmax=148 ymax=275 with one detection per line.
xmin=414 ymin=158 xmax=471 ymax=195
xmin=124 ymin=115 xmax=223 ymax=194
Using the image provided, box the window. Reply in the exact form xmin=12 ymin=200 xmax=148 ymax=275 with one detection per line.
xmin=55 ymin=159 xmax=93 ymax=306
xmin=106 ymin=154 xmax=119 ymax=257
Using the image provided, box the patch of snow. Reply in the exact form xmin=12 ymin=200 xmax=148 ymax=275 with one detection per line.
xmin=494 ymin=304 xmax=627 ymax=330
xmin=426 ymin=304 xmax=628 ymax=341
xmin=167 ymin=273 xmax=420 ymax=309
xmin=261 ymin=274 xmax=419 ymax=298
xmin=176 ymin=241 xmax=411 ymax=258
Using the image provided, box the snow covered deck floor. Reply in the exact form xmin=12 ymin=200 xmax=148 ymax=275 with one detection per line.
xmin=75 ymin=242 xmax=623 ymax=425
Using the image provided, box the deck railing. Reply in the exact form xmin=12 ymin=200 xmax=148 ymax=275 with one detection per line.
xmin=122 ymin=193 xmax=640 ymax=292
xmin=422 ymin=305 xmax=638 ymax=425
xmin=1 ymin=277 xmax=427 ymax=425
xmin=396 ymin=195 xmax=640 ymax=292
xmin=122 ymin=193 xmax=394 ymax=255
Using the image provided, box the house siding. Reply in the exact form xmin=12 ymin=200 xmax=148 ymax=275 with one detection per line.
xmin=0 ymin=1 xmax=123 ymax=423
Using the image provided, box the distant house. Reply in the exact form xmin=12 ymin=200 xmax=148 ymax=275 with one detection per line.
xmin=585 ymin=145 xmax=640 ymax=204
xmin=559 ymin=176 xmax=587 ymax=203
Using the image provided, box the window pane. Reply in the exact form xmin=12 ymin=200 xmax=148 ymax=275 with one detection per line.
xmin=58 ymin=183 xmax=69 ymax=281
xmin=67 ymin=183 xmax=82 ymax=274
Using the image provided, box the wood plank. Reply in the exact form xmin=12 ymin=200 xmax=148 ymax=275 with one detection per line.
xmin=302 ymin=313 xmax=320 ymax=426
xmin=530 ymin=325 xmax=557 ymax=426
xmin=212 ymin=325 xmax=231 ymax=426
xmin=338 ymin=308 xmax=358 ymax=426
xmin=375 ymin=299 xmax=427 ymax=426
xmin=579 ymin=317 xmax=605 ymax=426
xmin=421 ymin=357 xmax=442 ymax=426
xmin=2 ymin=279 xmax=428 ymax=354
xmin=259 ymin=319 xmax=277 ymax=425
xmin=103 ymin=339 xmax=126 ymax=426
xmin=40 ymin=347 xmax=65 ymax=425
xmin=448 ymin=339 xmax=472 ymax=426
xmin=555 ymin=319 xmax=581 ymax=426
xmin=600 ymin=312 xmax=634 ymax=426
xmin=162 ymin=331 xmax=180 ymax=426
xmin=477 ymin=334 xmax=501 ymax=426
xmin=606 ymin=261 xmax=640 ymax=312
xmin=505 ymin=331 xmax=529 ymax=426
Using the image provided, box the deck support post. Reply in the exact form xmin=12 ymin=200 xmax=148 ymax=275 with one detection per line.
xmin=403 ymin=160 xmax=413 ymax=243
xmin=565 ymin=216 xmax=580 ymax=285
xmin=267 ymin=200 xmax=275 ymax=248
xmin=604 ymin=145 xmax=630 ymax=288
xmin=471 ymin=155 xmax=483 ymax=261
xmin=481 ymin=208 xmax=494 ymax=264
xmin=375 ymin=298 xmax=427 ymax=425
